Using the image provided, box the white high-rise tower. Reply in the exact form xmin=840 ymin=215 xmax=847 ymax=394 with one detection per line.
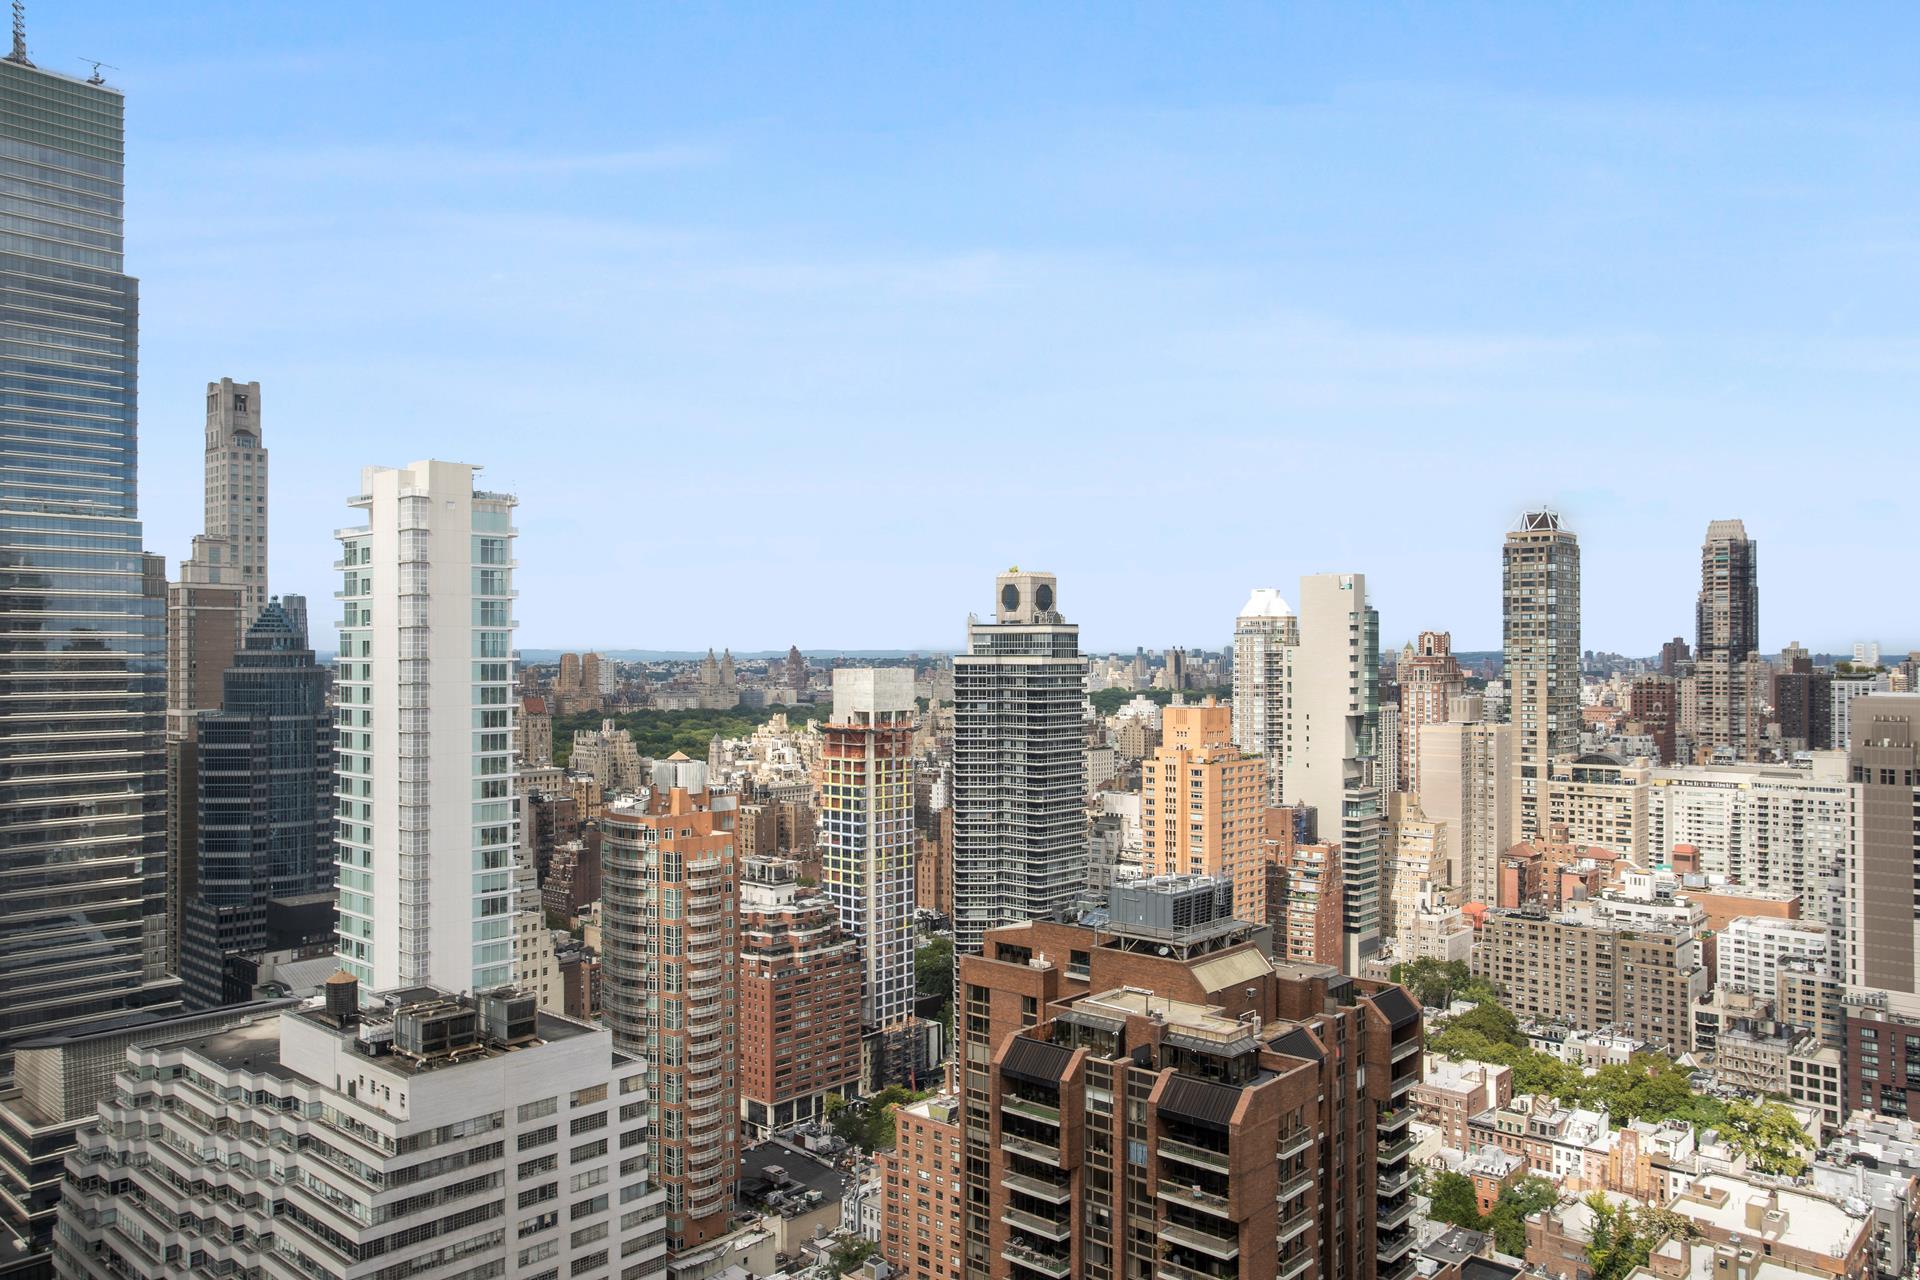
xmin=334 ymin=460 xmax=519 ymax=994
xmin=1280 ymin=573 xmax=1383 ymax=971
xmin=1231 ymin=587 xmax=1297 ymax=794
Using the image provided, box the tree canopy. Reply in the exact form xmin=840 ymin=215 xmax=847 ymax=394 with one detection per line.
xmin=551 ymin=703 xmax=827 ymax=765
xmin=1393 ymin=958 xmax=1501 ymax=1008
xmin=1426 ymin=999 xmax=1812 ymax=1175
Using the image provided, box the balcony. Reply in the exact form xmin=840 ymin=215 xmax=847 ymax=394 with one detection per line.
xmin=1278 ymin=1168 xmax=1313 ymax=1202
xmin=1377 ymin=1132 xmax=1415 ymax=1164
xmin=1161 ymin=1223 xmax=1239 ymax=1261
xmin=1377 ymin=1104 xmax=1413 ymax=1133
xmin=1003 ymin=1171 xmax=1071 ymax=1204
xmin=1158 ymin=1138 xmax=1230 ymax=1173
xmin=1002 ymin=1095 xmax=1061 ymax=1125
xmin=1279 ymin=1248 xmax=1314 ymax=1280
xmin=1378 ymin=1165 xmax=1411 ymax=1196
xmin=1381 ymin=1255 xmax=1419 ymax=1280
xmin=1002 ymin=1208 xmax=1071 ymax=1242
xmin=1277 ymin=1128 xmax=1313 ymax=1161
xmin=1156 ymin=1182 xmax=1231 ymax=1218
xmin=1158 ymin=1261 xmax=1236 ymax=1280
xmin=1390 ymin=1036 xmax=1421 ymax=1063
xmin=1378 ymin=1197 xmax=1414 ymax=1231
xmin=1004 ymin=1241 xmax=1072 ymax=1279
xmin=1001 ymin=1134 xmax=1061 ymax=1166
xmin=1379 ymin=1228 xmax=1417 ymax=1263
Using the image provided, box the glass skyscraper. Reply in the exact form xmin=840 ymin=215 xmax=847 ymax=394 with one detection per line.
xmin=0 ymin=52 xmax=177 ymax=1076
xmin=180 ymin=600 xmax=334 ymax=1009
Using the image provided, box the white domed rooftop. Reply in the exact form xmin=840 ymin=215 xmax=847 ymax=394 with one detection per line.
xmin=1238 ymin=587 xmax=1293 ymax=619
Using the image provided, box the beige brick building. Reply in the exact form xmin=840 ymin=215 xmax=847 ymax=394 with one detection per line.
xmin=1473 ymin=906 xmax=1707 ymax=1051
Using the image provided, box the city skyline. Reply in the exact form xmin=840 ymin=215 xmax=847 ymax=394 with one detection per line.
xmin=22 ymin=4 xmax=1920 ymax=654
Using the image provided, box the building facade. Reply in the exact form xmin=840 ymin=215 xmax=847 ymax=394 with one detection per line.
xmin=0 ymin=50 xmax=179 ymax=1080
xmin=1846 ymin=695 xmax=1920 ymax=992
xmin=1399 ymin=631 xmax=1466 ymax=796
xmin=878 ymin=1091 xmax=964 ymax=1280
xmin=1474 ymin=906 xmax=1707 ymax=1051
xmin=955 ymin=902 xmax=1423 ymax=1280
xmin=1231 ymin=588 xmax=1298 ymax=772
xmin=178 ymin=602 xmax=334 ymax=1008
xmin=1694 ymin=519 xmax=1760 ymax=759
xmin=1281 ymin=572 xmax=1384 ymax=970
xmin=820 ymin=668 xmax=918 ymax=1032
xmin=738 ymin=857 xmax=863 ymax=1136
xmin=53 ymin=983 xmax=667 ymax=1280
xmin=952 ymin=570 xmax=1087 ymax=954
xmin=1503 ymin=511 xmax=1582 ymax=843
xmin=1143 ymin=700 xmax=1268 ymax=921
xmin=600 ymin=756 xmax=739 ymax=1250
xmin=1418 ymin=710 xmax=1514 ymax=907
xmin=333 ymin=460 xmax=518 ymax=996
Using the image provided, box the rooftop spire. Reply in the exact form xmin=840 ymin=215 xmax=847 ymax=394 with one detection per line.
xmin=8 ymin=1 xmax=31 ymax=65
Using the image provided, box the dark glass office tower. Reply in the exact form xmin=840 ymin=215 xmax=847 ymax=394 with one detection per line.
xmin=179 ymin=602 xmax=334 ymax=1008
xmin=0 ymin=50 xmax=177 ymax=1075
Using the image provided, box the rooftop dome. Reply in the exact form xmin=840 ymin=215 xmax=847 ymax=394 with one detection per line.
xmin=1238 ymin=587 xmax=1293 ymax=619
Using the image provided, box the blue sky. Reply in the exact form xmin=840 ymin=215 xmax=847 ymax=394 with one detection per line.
xmin=36 ymin=3 xmax=1920 ymax=653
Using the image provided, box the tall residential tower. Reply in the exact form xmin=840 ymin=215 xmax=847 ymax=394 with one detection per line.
xmin=1281 ymin=573 xmax=1384 ymax=971
xmin=821 ymin=668 xmax=918 ymax=1033
xmin=1503 ymin=511 xmax=1581 ymax=842
xmin=1231 ymin=587 xmax=1297 ymax=788
xmin=333 ymin=460 xmax=519 ymax=995
xmin=951 ymin=570 xmax=1087 ymax=954
xmin=601 ymin=756 xmax=740 ymax=1250
xmin=0 ymin=47 xmax=179 ymax=1077
xmin=1695 ymin=518 xmax=1761 ymax=759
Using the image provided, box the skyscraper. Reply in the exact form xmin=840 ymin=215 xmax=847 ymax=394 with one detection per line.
xmin=1503 ymin=510 xmax=1581 ymax=842
xmin=1281 ymin=572 xmax=1383 ymax=971
xmin=1397 ymin=630 xmax=1465 ymax=795
xmin=1230 ymin=587 xmax=1297 ymax=786
xmin=178 ymin=601 xmax=334 ymax=1009
xmin=0 ymin=44 xmax=178 ymax=1078
xmin=951 ymin=569 xmax=1086 ymax=955
xmin=820 ymin=668 xmax=917 ymax=1033
xmin=1418 ymin=705 xmax=1514 ymax=907
xmin=1695 ymin=518 xmax=1760 ymax=758
xmin=191 ymin=378 xmax=268 ymax=621
xmin=333 ymin=460 xmax=519 ymax=995
xmin=1844 ymin=694 xmax=1920 ymax=993
xmin=601 ymin=755 xmax=740 ymax=1250
xmin=1142 ymin=698 xmax=1267 ymax=918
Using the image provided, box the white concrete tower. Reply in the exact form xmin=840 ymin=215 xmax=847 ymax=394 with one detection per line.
xmin=334 ymin=460 xmax=518 ymax=995
xmin=1231 ymin=587 xmax=1297 ymax=796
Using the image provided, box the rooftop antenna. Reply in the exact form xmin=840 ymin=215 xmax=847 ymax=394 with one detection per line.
xmin=79 ymin=57 xmax=116 ymax=84
xmin=8 ymin=1 xmax=30 ymax=65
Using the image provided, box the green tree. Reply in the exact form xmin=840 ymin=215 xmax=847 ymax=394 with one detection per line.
xmin=1427 ymin=1171 xmax=1483 ymax=1229
xmin=1086 ymin=687 xmax=1231 ymax=715
xmin=916 ymin=936 xmax=955 ymax=998
xmin=1720 ymin=1097 xmax=1810 ymax=1176
xmin=1485 ymin=1177 xmax=1557 ymax=1256
xmin=1395 ymin=959 xmax=1501 ymax=1008
xmin=830 ymin=1237 xmax=878 ymax=1275
xmin=1446 ymin=999 xmax=1525 ymax=1049
xmin=1584 ymin=1194 xmax=1692 ymax=1280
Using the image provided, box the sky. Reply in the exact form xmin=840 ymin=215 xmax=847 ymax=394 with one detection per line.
xmin=30 ymin=3 xmax=1920 ymax=654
